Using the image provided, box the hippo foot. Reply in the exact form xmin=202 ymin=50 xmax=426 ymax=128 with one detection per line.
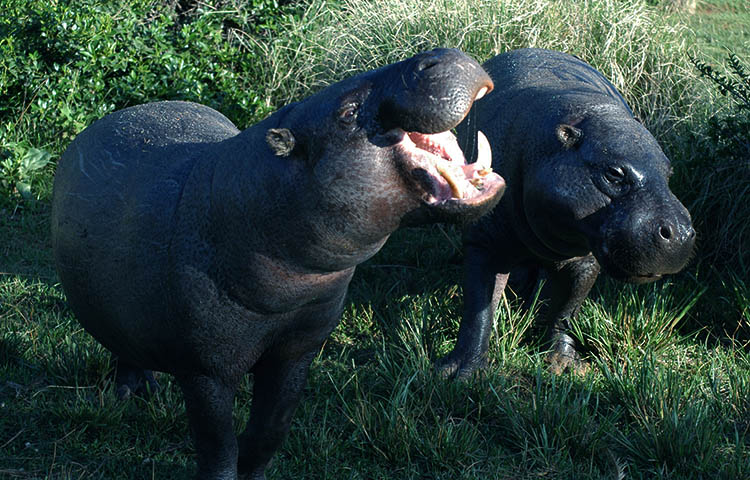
xmin=237 ymin=457 xmax=270 ymax=480
xmin=545 ymin=334 xmax=589 ymax=376
xmin=237 ymin=472 xmax=266 ymax=480
xmin=114 ymin=364 xmax=160 ymax=400
xmin=435 ymin=351 xmax=487 ymax=380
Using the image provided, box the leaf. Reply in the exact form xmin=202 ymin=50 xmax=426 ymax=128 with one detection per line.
xmin=15 ymin=181 xmax=31 ymax=200
xmin=21 ymin=148 xmax=52 ymax=173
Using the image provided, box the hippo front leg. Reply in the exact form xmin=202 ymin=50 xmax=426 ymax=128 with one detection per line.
xmin=237 ymin=350 xmax=317 ymax=480
xmin=437 ymin=245 xmax=507 ymax=379
xmin=543 ymin=254 xmax=601 ymax=374
xmin=178 ymin=374 xmax=239 ymax=480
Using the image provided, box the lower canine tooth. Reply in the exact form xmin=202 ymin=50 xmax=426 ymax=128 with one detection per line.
xmin=435 ymin=162 xmax=463 ymax=198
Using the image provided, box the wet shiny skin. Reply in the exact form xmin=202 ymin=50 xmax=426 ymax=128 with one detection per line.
xmin=51 ymin=49 xmax=502 ymax=480
xmin=440 ymin=48 xmax=695 ymax=379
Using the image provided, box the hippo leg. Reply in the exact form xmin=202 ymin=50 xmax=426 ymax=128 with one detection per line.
xmin=114 ymin=358 xmax=160 ymax=400
xmin=543 ymin=254 xmax=601 ymax=374
xmin=178 ymin=375 xmax=239 ymax=480
xmin=436 ymin=245 xmax=507 ymax=379
xmin=237 ymin=350 xmax=317 ymax=480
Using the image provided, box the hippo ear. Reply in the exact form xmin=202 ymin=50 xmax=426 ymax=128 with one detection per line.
xmin=556 ymin=124 xmax=583 ymax=150
xmin=266 ymin=128 xmax=296 ymax=157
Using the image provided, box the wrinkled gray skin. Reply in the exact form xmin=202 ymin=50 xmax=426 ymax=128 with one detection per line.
xmin=51 ymin=49 xmax=504 ymax=480
xmin=440 ymin=48 xmax=696 ymax=378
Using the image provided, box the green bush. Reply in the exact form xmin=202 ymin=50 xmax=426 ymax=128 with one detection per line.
xmin=692 ymin=53 xmax=750 ymax=162
xmin=691 ymin=53 xmax=750 ymax=273
xmin=0 ymin=142 xmax=52 ymax=204
xmin=0 ymin=0 xmax=300 ymax=206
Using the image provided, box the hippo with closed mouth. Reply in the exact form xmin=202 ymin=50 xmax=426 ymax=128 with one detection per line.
xmin=438 ymin=48 xmax=695 ymax=378
xmin=51 ymin=48 xmax=504 ymax=479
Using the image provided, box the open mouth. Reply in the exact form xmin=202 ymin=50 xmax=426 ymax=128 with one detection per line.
xmin=392 ymin=127 xmax=504 ymax=205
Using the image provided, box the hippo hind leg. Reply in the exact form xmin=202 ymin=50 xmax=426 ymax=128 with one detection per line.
xmin=236 ymin=350 xmax=317 ymax=480
xmin=542 ymin=254 xmax=600 ymax=374
xmin=114 ymin=358 xmax=160 ymax=400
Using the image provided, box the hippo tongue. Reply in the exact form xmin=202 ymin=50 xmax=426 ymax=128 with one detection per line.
xmin=408 ymin=130 xmax=493 ymax=200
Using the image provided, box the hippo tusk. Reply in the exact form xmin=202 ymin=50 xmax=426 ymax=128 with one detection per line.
xmin=476 ymin=130 xmax=492 ymax=174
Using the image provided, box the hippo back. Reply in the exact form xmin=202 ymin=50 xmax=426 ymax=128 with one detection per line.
xmin=51 ymin=101 xmax=239 ymax=360
xmin=458 ymin=48 xmax=632 ymax=168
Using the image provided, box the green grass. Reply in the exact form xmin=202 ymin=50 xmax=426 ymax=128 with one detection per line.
xmin=2 ymin=0 xmax=750 ymax=478
xmin=688 ymin=0 xmax=750 ymax=58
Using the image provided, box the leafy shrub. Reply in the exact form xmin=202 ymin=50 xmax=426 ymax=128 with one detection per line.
xmin=692 ymin=53 xmax=750 ymax=162
xmin=0 ymin=142 xmax=52 ymax=203
xmin=682 ymin=53 xmax=749 ymax=270
xmin=0 ymin=0 xmax=301 ymax=207
xmin=174 ymin=0 xmax=302 ymax=34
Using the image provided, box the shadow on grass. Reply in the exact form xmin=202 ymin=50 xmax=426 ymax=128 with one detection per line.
xmin=0 ymin=202 xmax=57 ymax=285
xmin=0 ymin=458 xmax=194 ymax=480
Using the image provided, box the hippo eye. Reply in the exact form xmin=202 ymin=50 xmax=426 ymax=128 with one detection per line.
xmin=338 ymin=103 xmax=359 ymax=125
xmin=605 ymin=166 xmax=626 ymax=183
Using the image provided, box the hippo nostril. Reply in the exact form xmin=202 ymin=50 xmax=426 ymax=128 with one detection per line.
xmin=658 ymin=225 xmax=673 ymax=241
xmin=416 ymin=56 xmax=441 ymax=72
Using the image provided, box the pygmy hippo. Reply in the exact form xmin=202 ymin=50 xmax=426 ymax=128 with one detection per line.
xmin=51 ymin=49 xmax=505 ymax=479
xmin=439 ymin=48 xmax=695 ymax=377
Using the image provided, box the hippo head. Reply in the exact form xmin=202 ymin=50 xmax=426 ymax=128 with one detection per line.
xmin=522 ymin=104 xmax=695 ymax=283
xmin=263 ymin=49 xmax=505 ymax=249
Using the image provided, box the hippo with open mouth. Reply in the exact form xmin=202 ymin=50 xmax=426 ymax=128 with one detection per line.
xmin=51 ymin=48 xmax=504 ymax=479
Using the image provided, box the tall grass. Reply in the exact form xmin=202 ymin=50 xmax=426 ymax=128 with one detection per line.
xmin=239 ymin=0 xmax=696 ymax=134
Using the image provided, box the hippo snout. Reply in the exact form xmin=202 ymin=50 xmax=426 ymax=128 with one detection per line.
xmin=653 ymin=208 xmax=696 ymax=269
xmin=597 ymin=201 xmax=695 ymax=283
xmin=378 ymin=48 xmax=493 ymax=134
